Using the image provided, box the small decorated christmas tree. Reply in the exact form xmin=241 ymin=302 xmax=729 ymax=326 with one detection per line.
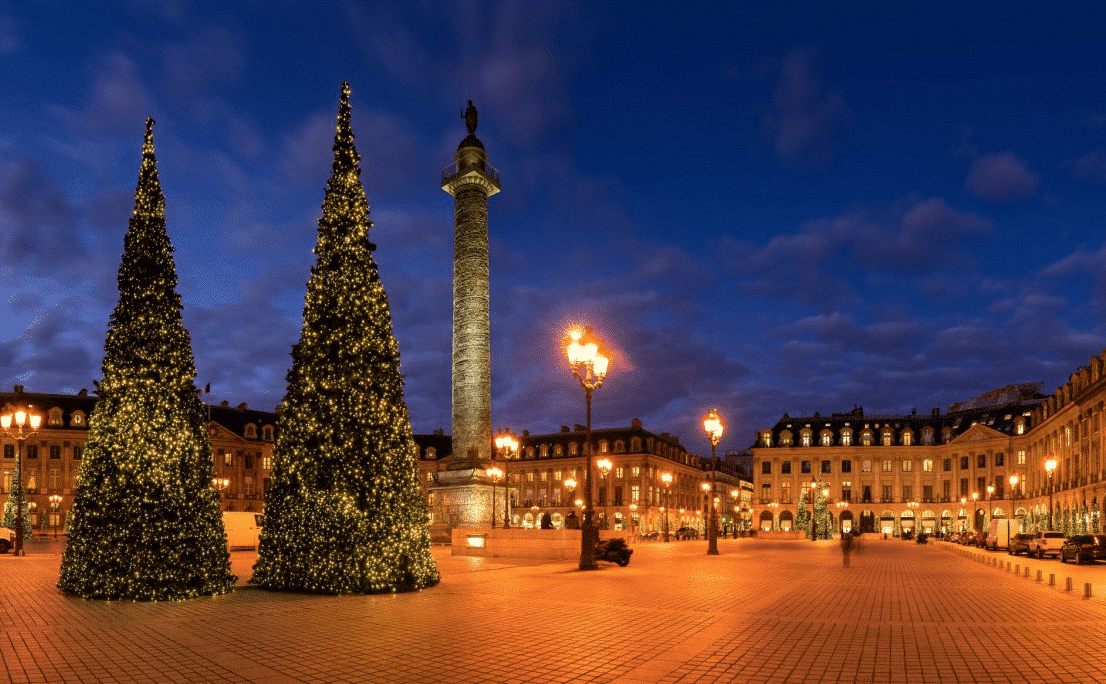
xmin=1 ymin=465 xmax=32 ymax=538
xmin=58 ymin=119 xmax=234 ymax=601
xmin=796 ymin=490 xmax=810 ymax=536
xmin=251 ymin=83 xmax=439 ymax=594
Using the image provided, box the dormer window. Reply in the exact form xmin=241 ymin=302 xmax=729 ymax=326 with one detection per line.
xmin=48 ymin=408 xmax=63 ymax=426
xmin=1015 ymin=418 xmax=1026 ymax=435
xmin=779 ymin=430 xmax=793 ymax=447
xmin=614 ymin=440 xmax=625 ymax=453
xmin=540 ymin=444 xmax=549 ymax=458
xmin=262 ymin=425 xmax=274 ymax=441
xmin=881 ymin=428 xmax=893 ymax=446
xmin=921 ymin=428 xmax=934 ymax=445
xmin=245 ymin=424 xmax=257 ymax=439
xmin=861 ymin=430 xmax=873 ymax=446
xmin=631 ymin=437 xmax=641 ymax=451
xmin=800 ymin=429 xmax=812 ymax=447
xmin=425 ymin=447 xmax=436 ymax=460
xmin=901 ymin=431 xmax=913 ymax=446
xmin=71 ymin=412 xmax=85 ymax=427
xmin=761 ymin=431 xmax=773 ymax=447
xmin=840 ymin=429 xmax=852 ymax=447
xmin=820 ymin=430 xmax=833 ymax=446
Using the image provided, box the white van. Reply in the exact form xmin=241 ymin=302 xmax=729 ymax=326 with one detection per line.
xmin=986 ymin=518 xmax=1018 ymax=551
xmin=222 ymin=511 xmax=263 ymax=551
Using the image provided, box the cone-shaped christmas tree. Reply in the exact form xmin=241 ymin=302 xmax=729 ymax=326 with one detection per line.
xmin=1 ymin=464 xmax=31 ymax=538
xmin=251 ymin=83 xmax=439 ymax=594
xmin=57 ymin=119 xmax=234 ymax=601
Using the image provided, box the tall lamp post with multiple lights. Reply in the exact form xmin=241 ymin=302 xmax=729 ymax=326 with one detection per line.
xmin=494 ymin=429 xmax=518 ymax=528
xmin=1045 ymin=457 xmax=1057 ymax=529
xmin=49 ymin=494 xmax=62 ymax=540
xmin=564 ymin=326 xmax=612 ymax=571
xmin=661 ymin=473 xmax=673 ymax=542
xmin=1 ymin=407 xmax=41 ymax=556
xmin=702 ymin=408 xmax=724 ymax=555
xmin=1009 ymin=474 xmax=1020 ymax=535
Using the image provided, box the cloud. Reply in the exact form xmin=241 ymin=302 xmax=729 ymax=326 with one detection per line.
xmin=0 ymin=11 xmax=19 ymax=55
xmin=53 ymin=52 xmax=156 ymax=136
xmin=965 ymin=151 xmax=1040 ymax=203
xmin=760 ymin=48 xmax=850 ymax=170
xmin=1069 ymin=150 xmax=1106 ymax=185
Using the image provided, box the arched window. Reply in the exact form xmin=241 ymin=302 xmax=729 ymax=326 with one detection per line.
xmin=840 ymin=429 xmax=852 ymax=447
xmin=425 ymin=447 xmax=436 ymax=460
xmin=861 ymin=431 xmax=873 ymax=446
xmin=553 ymin=444 xmax=563 ymax=456
xmin=540 ymin=444 xmax=549 ymax=458
xmin=70 ymin=411 xmax=86 ymax=427
xmin=820 ymin=430 xmax=833 ymax=446
xmin=245 ymin=424 xmax=257 ymax=439
xmin=881 ymin=428 xmax=893 ymax=446
xmin=614 ymin=440 xmax=625 ymax=453
xmin=901 ymin=430 xmax=913 ymax=446
xmin=921 ymin=428 xmax=934 ymax=445
xmin=779 ymin=431 xmax=793 ymax=447
xmin=48 ymin=408 xmax=63 ymax=426
xmin=631 ymin=437 xmax=642 ymax=451
xmin=262 ymin=425 xmax=274 ymax=441
xmin=569 ymin=442 xmax=578 ymax=456
xmin=761 ymin=431 xmax=773 ymax=447
xmin=800 ymin=429 xmax=812 ymax=447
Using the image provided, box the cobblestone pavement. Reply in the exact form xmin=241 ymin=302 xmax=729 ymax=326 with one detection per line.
xmin=3 ymin=535 xmax=1106 ymax=683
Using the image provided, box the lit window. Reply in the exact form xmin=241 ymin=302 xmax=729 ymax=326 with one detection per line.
xmin=762 ymin=432 xmax=773 ymax=447
xmin=922 ymin=459 xmax=933 ymax=472
xmin=902 ymin=460 xmax=912 ymax=472
xmin=862 ymin=460 xmax=872 ymax=472
xmin=224 ymin=452 xmax=232 ymax=467
xmin=1017 ymin=450 xmax=1026 ymax=465
xmin=882 ymin=460 xmax=892 ymax=472
xmin=801 ymin=432 xmax=812 ymax=447
xmin=821 ymin=432 xmax=832 ymax=446
xmin=841 ymin=430 xmax=852 ymax=447
xmin=902 ymin=432 xmax=913 ymax=446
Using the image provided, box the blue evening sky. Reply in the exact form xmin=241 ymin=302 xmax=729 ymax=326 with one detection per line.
xmin=2 ymin=1 xmax=1105 ymax=452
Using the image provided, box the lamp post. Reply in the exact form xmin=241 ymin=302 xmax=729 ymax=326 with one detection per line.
xmin=1045 ymin=457 xmax=1057 ymax=529
xmin=768 ymin=501 xmax=779 ymax=531
xmin=960 ymin=496 xmax=967 ymax=533
xmin=487 ymin=467 xmax=503 ymax=528
xmin=661 ymin=473 xmax=673 ymax=542
xmin=629 ymin=502 xmax=637 ymax=533
xmin=596 ymin=458 xmax=612 ymax=530
xmin=494 ymin=429 xmax=518 ymax=528
xmin=1009 ymin=474 xmax=1020 ymax=539
xmin=837 ymin=501 xmax=850 ymax=534
xmin=1 ymin=407 xmax=41 ymax=556
xmin=48 ymin=494 xmax=62 ymax=540
xmin=730 ymin=489 xmax=739 ymax=538
xmin=702 ymin=407 xmax=724 ymax=555
xmin=971 ymin=492 xmax=979 ymax=532
xmin=564 ymin=326 xmax=612 ymax=571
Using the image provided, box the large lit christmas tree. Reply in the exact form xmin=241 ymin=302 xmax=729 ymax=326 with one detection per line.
xmin=58 ymin=119 xmax=234 ymax=601
xmin=1 ymin=465 xmax=31 ymax=538
xmin=812 ymin=477 xmax=833 ymax=540
xmin=251 ymin=82 xmax=439 ymax=594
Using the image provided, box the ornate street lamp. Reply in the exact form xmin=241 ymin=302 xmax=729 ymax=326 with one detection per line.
xmin=596 ymin=458 xmax=612 ymax=530
xmin=564 ymin=326 xmax=612 ymax=571
xmin=1045 ymin=457 xmax=1057 ymax=529
xmin=661 ymin=472 xmax=673 ymax=542
xmin=48 ymin=494 xmax=62 ymax=540
xmin=487 ymin=467 xmax=503 ymax=528
xmin=730 ymin=489 xmax=739 ymax=538
xmin=629 ymin=502 xmax=637 ymax=533
xmin=494 ymin=429 xmax=518 ymax=528
xmin=1009 ymin=474 xmax=1020 ymax=541
xmin=702 ymin=408 xmax=724 ymax=555
xmin=1 ymin=407 xmax=42 ymax=556
xmin=972 ymin=492 xmax=979 ymax=532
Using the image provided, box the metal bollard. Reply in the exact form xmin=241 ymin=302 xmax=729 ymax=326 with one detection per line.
xmin=1066 ymin=577 xmax=1073 ymax=592
xmin=1085 ymin=582 xmax=1093 ymax=599
xmin=1024 ymin=567 xmax=1029 ymax=578
xmin=1015 ymin=564 xmax=1020 ymax=574
xmin=1049 ymin=573 xmax=1055 ymax=587
xmin=1036 ymin=569 xmax=1042 ymax=582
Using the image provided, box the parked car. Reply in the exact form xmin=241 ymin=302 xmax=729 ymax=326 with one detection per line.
xmin=960 ymin=531 xmax=979 ymax=546
xmin=673 ymin=527 xmax=699 ymax=540
xmin=1059 ymin=535 xmax=1106 ymax=564
xmin=1027 ymin=531 xmax=1068 ymax=558
xmin=640 ymin=531 xmax=659 ymax=541
xmin=0 ymin=526 xmax=13 ymax=554
xmin=1008 ymin=533 xmax=1035 ymax=556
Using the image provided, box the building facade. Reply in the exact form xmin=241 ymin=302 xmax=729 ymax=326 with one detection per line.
xmin=752 ymin=349 xmax=1106 ymax=538
xmin=416 ymin=418 xmax=753 ymax=535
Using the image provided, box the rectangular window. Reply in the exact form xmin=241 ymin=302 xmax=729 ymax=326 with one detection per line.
xmin=50 ymin=468 xmax=60 ymax=490
xmin=942 ymin=480 xmax=951 ymax=500
xmin=3 ymin=444 xmax=12 ymax=459
xmin=597 ymin=489 xmax=606 ymax=506
xmin=902 ymin=484 xmax=912 ymax=501
xmin=2 ymin=470 xmax=9 ymax=493
xmin=862 ymin=461 xmax=872 ymax=473
xmin=959 ymin=478 xmax=968 ymax=497
xmin=631 ymin=485 xmax=640 ymax=502
xmin=224 ymin=452 xmax=232 ymax=467
xmin=27 ymin=445 xmax=38 ymax=459
xmin=977 ymin=476 xmax=986 ymax=493
xmin=800 ymin=460 xmax=811 ymax=474
xmin=49 ymin=445 xmax=61 ymax=460
xmin=540 ymin=471 xmax=547 ymax=481
xmin=73 ymin=445 xmax=82 ymax=460
xmin=923 ymin=459 xmax=933 ymax=472
xmin=960 ymin=456 xmax=968 ymax=470
xmin=901 ymin=460 xmax=913 ymax=472
xmin=977 ymin=454 xmax=986 ymax=468
xmin=1017 ymin=450 xmax=1026 ymax=465
xmin=882 ymin=484 xmax=892 ymax=502
xmin=526 ymin=472 xmax=534 ymax=482
xmin=841 ymin=460 xmax=852 ymax=473
xmin=760 ymin=483 xmax=772 ymax=503
xmin=244 ymin=455 xmax=253 ymax=469
xmin=882 ymin=460 xmax=892 ymax=472
xmin=615 ymin=467 xmax=623 ymax=479
xmin=761 ymin=461 xmax=772 ymax=475
xmin=923 ymin=484 xmax=933 ymax=502
xmin=613 ymin=486 xmax=623 ymax=506
xmin=263 ymin=456 xmax=271 ymax=470
xmin=781 ymin=461 xmax=791 ymax=474
xmin=631 ymin=466 xmax=640 ymax=478
xmin=780 ymin=481 xmax=791 ymax=503
xmin=995 ymin=452 xmax=1004 ymax=466
xmin=862 ymin=485 xmax=872 ymax=502
xmin=840 ymin=481 xmax=851 ymax=501
xmin=821 ymin=460 xmax=831 ymax=474
xmin=943 ymin=458 xmax=951 ymax=472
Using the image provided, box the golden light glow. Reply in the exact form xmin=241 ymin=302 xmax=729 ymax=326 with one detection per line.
xmin=597 ymin=458 xmax=612 ymax=474
xmin=564 ymin=478 xmax=576 ymax=491
xmin=703 ymin=407 xmax=724 ymax=443
xmin=1045 ymin=458 xmax=1057 ymax=473
xmin=487 ymin=467 xmax=503 ymax=481
xmin=661 ymin=472 xmax=672 ymax=486
xmin=15 ymin=411 xmax=26 ymax=427
xmin=701 ymin=482 xmax=710 ymax=492
xmin=1009 ymin=474 xmax=1019 ymax=486
xmin=0 ymin=415 xmax=8 ymax=429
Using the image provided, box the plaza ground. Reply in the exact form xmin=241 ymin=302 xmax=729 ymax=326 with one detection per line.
xmin=3 ymin=536 xmax=1106 ymax=683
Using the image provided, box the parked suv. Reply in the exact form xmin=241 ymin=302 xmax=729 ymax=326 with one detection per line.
xmin=1060 ymin=535 xmax=1106 ymax=564
xmin=1027 ymin=531 xmax=1067 ymax=558
xmin=1008 ymin=533 xmax=1035 ymax=556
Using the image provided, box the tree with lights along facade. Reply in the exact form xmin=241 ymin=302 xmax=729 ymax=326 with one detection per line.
xmin=57 ymin=119 xmax=235 ymax=601
xmin=250 ymin=82 xmax=439 ymax=594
